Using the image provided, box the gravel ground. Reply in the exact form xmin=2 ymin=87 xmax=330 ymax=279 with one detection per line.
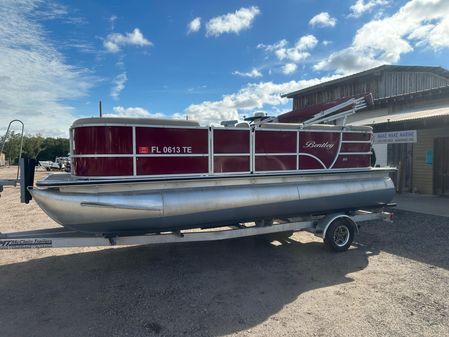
xmin=0 ymin=167 xmax=448 ymax=337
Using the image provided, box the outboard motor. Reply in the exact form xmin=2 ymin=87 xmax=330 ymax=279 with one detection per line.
xmin=19 ymin=155 xmax=36 ymax=204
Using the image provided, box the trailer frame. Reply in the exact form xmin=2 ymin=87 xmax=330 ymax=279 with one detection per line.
xmin=0 ymin=209 xmax=393 ymax=251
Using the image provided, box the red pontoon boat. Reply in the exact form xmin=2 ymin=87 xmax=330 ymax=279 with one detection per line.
xmin=0 ymin=96 xmax=395 ymax=252
xmin=32 ymin=118 xmax=393 ymax=227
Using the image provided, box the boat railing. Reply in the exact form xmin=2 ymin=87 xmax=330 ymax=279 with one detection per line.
xmin=0 ymin=120 xmax=25 ymax=189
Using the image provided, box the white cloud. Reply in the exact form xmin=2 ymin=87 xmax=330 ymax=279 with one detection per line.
xmin=187 ymin=17 xmax=201 ymax=34
xmin=425 ymin=17 xmax=449 ymax=48
xmin=258 ymin=34 xmax=318 ymax=63
xmin=184 ymin=75 xmax=341 ymax=125
xmin=205 ymin=6 xmax=260 ymax=37
xmin=257 ymin=39 xmax=288 ymax=51
xmin=32 ymin=2 xmax=86 ymax=24
xmin=110 ymin=72 xmax=127 ymax=100
xmin=296 ymin=35 xmax=319 ymax=50
xmin=104 ymin=28 xmax=152 ymax=53
xmin=109 ymin=15 xmax=118 ymax=30
xmin=233 ymin=68 xmax=262 ymax=78
xmin=309 ymin=12 xmax=337 ymax=28
xmin=314 ymin=47 xmax=383 ymax=74
xmin=107 ymin=106 xmax=168 ymax=119
xmin=282 ymin=63 xmax=297 ymax=75
xmin=0 ymin=0 xmax=94 ymax=137
xmin=316 ymin=0 xmax=449 ymax=74
xmin=349 ymin=0 xmax=389 ymax=18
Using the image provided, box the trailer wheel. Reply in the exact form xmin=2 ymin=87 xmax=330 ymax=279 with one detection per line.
xmin=324 ymin=218 xmax=355 ymax=252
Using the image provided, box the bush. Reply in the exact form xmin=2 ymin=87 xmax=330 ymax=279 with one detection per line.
xmin=1 ymin=132 xmax=69 ymax=164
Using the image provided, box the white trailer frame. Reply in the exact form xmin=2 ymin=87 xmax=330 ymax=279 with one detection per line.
xmin=0 ymin=209 xmax=393 ymax=250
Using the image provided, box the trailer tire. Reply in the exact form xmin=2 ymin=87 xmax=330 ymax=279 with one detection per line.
xmin=324 ymin=218 xmax=355 ymax=252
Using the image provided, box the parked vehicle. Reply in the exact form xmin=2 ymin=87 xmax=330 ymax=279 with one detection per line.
xmin=39 ymin=157 xmax=70 ymax=171
xmin=39 ymin=160 xmax=61 ymax=171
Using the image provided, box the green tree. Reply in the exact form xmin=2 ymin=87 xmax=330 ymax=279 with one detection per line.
xmin=40 ymin=137 xmax=69 ymax=160
xmin=1 ymin=131 xmax=22 ymax=164
xmin=23 ymin=135 xmax=45 ymax=159
xmin=1 ymin=133 xmax=70 ymax=164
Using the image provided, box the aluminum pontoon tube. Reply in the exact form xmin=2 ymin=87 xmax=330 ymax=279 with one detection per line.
xmin=30 ymin=172 xmax=395 ymax=234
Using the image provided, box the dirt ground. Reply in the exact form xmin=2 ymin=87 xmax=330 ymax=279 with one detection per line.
xmin=0 ymin=166 xmax=448 ymax=337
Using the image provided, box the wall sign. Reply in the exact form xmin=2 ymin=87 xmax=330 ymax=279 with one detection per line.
xmin=373 ymin=130 xmax=417 ymax=144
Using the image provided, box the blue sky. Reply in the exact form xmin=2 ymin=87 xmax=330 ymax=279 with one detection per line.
xmin=1 ymin=0 xmax=449 ymax=136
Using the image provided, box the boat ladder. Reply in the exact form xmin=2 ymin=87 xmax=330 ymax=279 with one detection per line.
xmin=0 ymin=120 xmax=25 ymax=191
xmin=0 ymin=120 xmax=35 ymax=203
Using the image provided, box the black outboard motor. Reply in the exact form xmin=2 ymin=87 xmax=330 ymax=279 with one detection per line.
xmin=19 ymin=155 xmax=36 ymax=204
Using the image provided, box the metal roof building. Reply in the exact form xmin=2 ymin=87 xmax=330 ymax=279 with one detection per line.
xmin=281 ymin=65 xmax=449 ymax=196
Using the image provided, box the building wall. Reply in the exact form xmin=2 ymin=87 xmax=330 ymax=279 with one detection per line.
xmin=412 ymin=127 xmax=449 ymax=194
xmin=292 ymin=71 xmax=449 ymax=110
xmin=346 ymin=96 xmax=449 ymax=195
xmin=380 ymin=71 xmax=449 ymax=98
xmin=289 ymin=67 xmax=449 ymax=195
xmin=293 ymin=75 xmax=381 ymax=110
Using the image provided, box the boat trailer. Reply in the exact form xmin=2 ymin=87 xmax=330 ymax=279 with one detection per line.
xmin=0 ymin=209 xmax=393 ymax=252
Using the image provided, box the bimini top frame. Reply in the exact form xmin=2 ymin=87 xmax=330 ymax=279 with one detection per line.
xmin=300 ymin=96 xmax=370 ymax=127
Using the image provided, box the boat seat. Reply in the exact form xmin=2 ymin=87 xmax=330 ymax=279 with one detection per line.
xmin=260 ymin=123 xmax=300 ymax=129
xmin=235 ymin=122 xmax=250 ymax=128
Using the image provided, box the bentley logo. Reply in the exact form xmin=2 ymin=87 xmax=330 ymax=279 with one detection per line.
xmin=304 ymin=141 xmax=335 ymax=150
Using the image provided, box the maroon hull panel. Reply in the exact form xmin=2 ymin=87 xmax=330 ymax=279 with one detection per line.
xmin=74 ymin=126 xmax=133 ymax=154
xmin=214 ymin=156 xmax=250 ymax=173
xmin=137 ymin=157 xmax=208 ymax=175
xmin=256 ymin=131 xmax=297 ymax=153
xmin=74 ymin=157 xmax=133 ymax=176
xmin=341 ymin=143 xmax=371 ymax=152
xmin=299 ymin=155 xmax=326 ymax=170
xmin=136 ymin=127 xmax=208 ymax=155
xmin=334 ymin=155 xmax=370 ymax=168
xmin=71 ymin=121 xmax=373 ymax=177
xmin=214 ymin=129 xmax=250 ymax=154
xmin=299 ymin=132 xmax=340 ymax=168
xmin=256 ymin=155 xmax=296 ymax=171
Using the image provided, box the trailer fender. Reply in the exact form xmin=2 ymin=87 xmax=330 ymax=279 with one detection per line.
xmin=317 ymin=214 xmax=358 ymax=239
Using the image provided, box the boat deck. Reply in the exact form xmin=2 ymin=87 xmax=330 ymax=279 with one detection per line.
xmin=36 ymin=167 xmax=395 ymax=188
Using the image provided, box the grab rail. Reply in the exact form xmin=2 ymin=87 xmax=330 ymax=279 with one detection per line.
xmin=0 ymin=119 xmax=25 ymax=182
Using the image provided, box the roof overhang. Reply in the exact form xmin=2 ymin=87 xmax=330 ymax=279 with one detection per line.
xmin=281 ymin=65 xmax=449 ymax=99
xmin=352 ymin=106 xmax=449 ymax=132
